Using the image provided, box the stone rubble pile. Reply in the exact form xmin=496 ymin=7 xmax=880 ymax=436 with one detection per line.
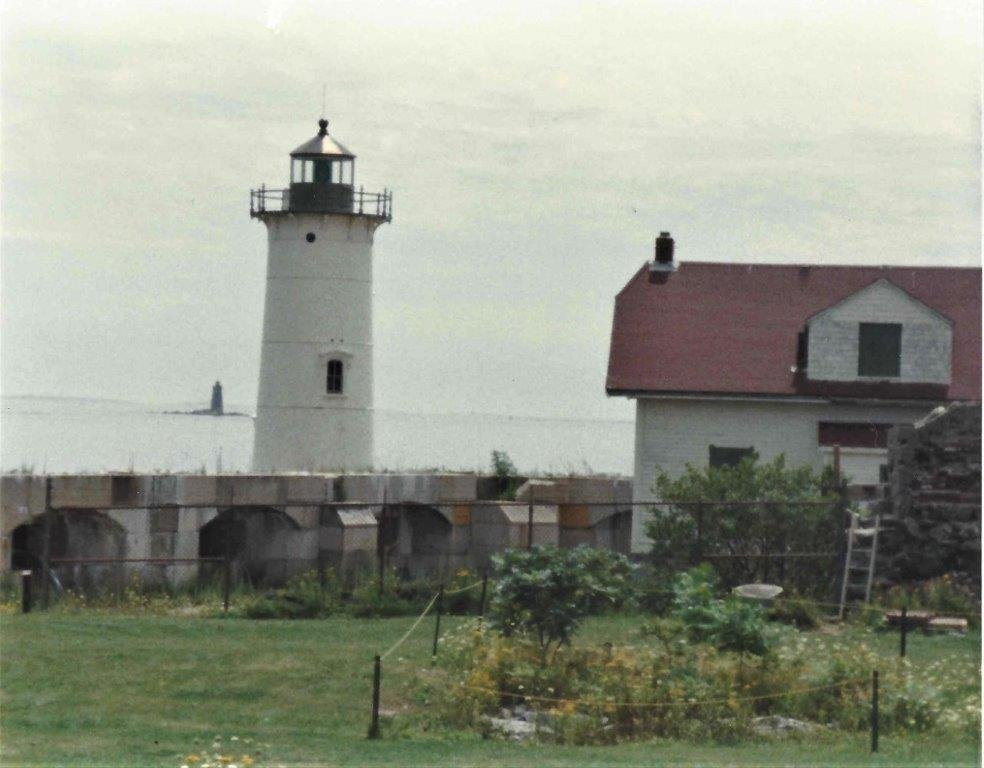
xmin=877 ymin=403 xmax=981 ymax=592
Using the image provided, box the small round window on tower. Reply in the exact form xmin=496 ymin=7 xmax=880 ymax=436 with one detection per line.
xmin=306 ymin=232 xmax=316 ymax=243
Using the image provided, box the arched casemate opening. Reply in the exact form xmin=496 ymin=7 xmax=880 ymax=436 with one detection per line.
xmin=199 ymin=507 xmax=303 ymax=586
xmin=378 ymin=504 xmax=452 ymax=578
xmin=11 ymin=510 xmax=126 ymax=592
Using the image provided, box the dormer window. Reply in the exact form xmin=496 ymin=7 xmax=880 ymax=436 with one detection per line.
xmin=326 ymin=359 xmax=344 ymax=393
xmin=858 ymin=322 xmax=901 ymax=378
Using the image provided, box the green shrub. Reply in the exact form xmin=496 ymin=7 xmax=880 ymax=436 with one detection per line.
xmin=880 ymin=574 xmax=980 ymax=627
xmin=348 ymin=574 xmax=418 ymax=618
xmin=645 ymin=454 xmax=842 ymax=598
xmin=423 ymin=615 xmax=978 ymax=744
xmin=443 ymin=567 xmax=485 ymax=615
xmin=669 ymin=565 xmax=775 ymax=656
xmin=430 ymin=624 xmax=797 ymax=744
xmin=243 ymin=570 xmax=335 ymax=619
xmin=489 ymin=546 xmax=634 ymax=662
xmin=634 ymin=564 xmax=676 ymax=615
xmin=349 ymin=589 xmax=417 ymax=618
xmin=767 ymin=593 xmax=821 ymax=629
xmin=490 ymin=450 xmax=522 ymax=500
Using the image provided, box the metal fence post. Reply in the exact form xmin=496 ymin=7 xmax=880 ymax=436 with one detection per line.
xmin=777 ymin=503 xmax=787 ymax=585
xmin=222 ymin=521 xmax=232 ymax=614
xmin=833 ymin=444 xmax=851 ymax=609
xmin=42 ymin=476 xmax=53 ymax=609
xmin=222 ymin=553 xmax=231 ymax=614
xmin=870 ymin=669 xmax=879 ymax=753
xmin=432 ymin=582 xmax=445 ymax=660
xmin=899 ymin=606 xmax=908 ymax=658
xmin=20 ymin=571 xmax=32 ymax=614
xmin=368 ymin=654 xmax=381 ymax=739
xmin=527 ymin=501 xmax=534 ymax=549
xmin=377 ymin=498 xmax=387 ymax=597
xmin=478 ymin=569 xmax=489 ymax=623
xmin=694 ymin=501 xmax=704 ymax=565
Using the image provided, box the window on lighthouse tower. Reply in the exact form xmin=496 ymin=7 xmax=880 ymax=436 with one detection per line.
xmin=326 ymin=359 xmax=344 ymax=394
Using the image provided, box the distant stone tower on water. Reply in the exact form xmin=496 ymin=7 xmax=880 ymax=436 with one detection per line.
xmin=250 ymin=118 xmax=392 ymax=471
xmin=210 ymin=381 xmax=224 ymax=415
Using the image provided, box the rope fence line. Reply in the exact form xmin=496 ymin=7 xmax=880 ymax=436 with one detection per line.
xmin=380 ymin=591 xmax=441 ymax=661
xmin=358 ymin=584 xmax=962 ymax=752
xmin=451 ymin=676 xmax=870 ymax=710
xmin=445 ymin=579 xmax=485 ymax=596
xmin=378 ymin=578 xmax=486 ymax=661
xmin=761 ymin=594 xmax=982 ymax=618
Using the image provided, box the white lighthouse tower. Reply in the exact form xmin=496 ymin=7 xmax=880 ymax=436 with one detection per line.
xmin=251 ymin=118 xmax=391 ymax=471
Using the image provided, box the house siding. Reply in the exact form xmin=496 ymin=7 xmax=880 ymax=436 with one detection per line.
xmin=807 ymin=280 xmax=952 ymax=384
xmin=630 ymin=397 xmax=933 ymax=553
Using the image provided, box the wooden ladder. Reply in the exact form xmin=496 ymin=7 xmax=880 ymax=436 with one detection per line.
xmin=838 ymin=503 xmax=880 ymax=620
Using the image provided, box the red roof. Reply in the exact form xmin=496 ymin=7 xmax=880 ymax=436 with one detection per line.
xmin=606 ymin=262 xmax=981 ymax=402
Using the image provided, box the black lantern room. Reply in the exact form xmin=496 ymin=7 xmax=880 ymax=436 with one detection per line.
xmin=288 ymin=119 xmax=355 ymax=213
xmin=251 ymin=118 xmax=392 ymax=220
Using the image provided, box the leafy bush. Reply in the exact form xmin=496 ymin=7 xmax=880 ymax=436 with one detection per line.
xmin=490 ymin=450 xmax=522 ymax=500
xmin=766 ymin=593 xmax=821 ymax=629
xmin=491 ymin=450 xmax=518 ymax=479
xmin=243 ymin=570 xmax=335 ymax=619
xmin=432 ymin=622 xmax=898 ymax=744
xmin=442 ymin=568 xmax=485 ymax=615
xmin=489 ymin=546 xmax=634 ymax=662
xmin=348 ymin=577 xmax=418 ymax=618
xmin=645 ymin=454 xmax=842 ymax=598
xmin=431 ymin=619 xmax=979 ymax=745
xmin=432 ymin=625 xmax=763 ymax=744
xmin=634 ymin=563 xmax=676 ymax=614
xmin=669 ymin=565 xmax=774 ymax=656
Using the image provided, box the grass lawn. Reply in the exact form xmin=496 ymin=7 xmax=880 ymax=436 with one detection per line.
xmin=0 ymin=610 xmax=979 ymax=767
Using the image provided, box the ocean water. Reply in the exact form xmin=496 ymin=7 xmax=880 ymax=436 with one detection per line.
xmin=0 ymin=396 xmax=634 ymax=476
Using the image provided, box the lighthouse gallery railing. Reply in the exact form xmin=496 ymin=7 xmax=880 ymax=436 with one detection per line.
xmin=250 ymin=186 xmax=392 ymax=220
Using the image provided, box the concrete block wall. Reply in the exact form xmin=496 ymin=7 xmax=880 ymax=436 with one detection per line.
xmin=1 ymin=471 xmax=634 ymax=581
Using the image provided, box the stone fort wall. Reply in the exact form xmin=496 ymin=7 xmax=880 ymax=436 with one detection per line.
xmin=0 ymin=472 xmax=632 ymax=585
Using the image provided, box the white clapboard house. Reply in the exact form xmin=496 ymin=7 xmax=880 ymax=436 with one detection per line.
xmin=606 ymin=234 xmax=981 ymax=552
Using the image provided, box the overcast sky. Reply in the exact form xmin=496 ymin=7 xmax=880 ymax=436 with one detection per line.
xmin=1 ymin=0 xmax=980 ymax=420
